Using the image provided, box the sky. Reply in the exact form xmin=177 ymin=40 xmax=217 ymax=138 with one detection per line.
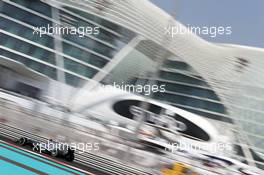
xmin=151 ymin=0 xmax=264 ymax=48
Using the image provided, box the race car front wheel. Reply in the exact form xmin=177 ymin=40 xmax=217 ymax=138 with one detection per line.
xmin=65 ymin=153 xmax=74 ymax=162
xmin=51 ymin=149 xmax=59 ymax=157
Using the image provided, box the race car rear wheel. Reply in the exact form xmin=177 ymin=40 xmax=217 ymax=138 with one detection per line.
xmin=18 ymin=137 xmax=27 ymax=146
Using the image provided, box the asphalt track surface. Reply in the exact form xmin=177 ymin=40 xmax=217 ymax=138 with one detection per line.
xmin=0 ymin=136 xmax=110 ymax=175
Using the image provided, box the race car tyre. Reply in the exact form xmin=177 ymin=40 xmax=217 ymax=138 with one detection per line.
xmin=51 ymin=149 xmax=59 ymax=157
xmin=65 ymin=153 xmax=75 ymax=162
xmin=18 ymin=137 xmax=27 ymax=146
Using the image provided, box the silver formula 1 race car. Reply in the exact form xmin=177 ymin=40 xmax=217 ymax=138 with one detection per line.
xmin=17 ymin=137 xmax=75 ymax=161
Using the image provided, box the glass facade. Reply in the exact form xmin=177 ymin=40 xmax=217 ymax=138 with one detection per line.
xmin=153 ymin=60 xmax=229 ymax=122
xmin=0 ymin=0 xmax=135 ymax=87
